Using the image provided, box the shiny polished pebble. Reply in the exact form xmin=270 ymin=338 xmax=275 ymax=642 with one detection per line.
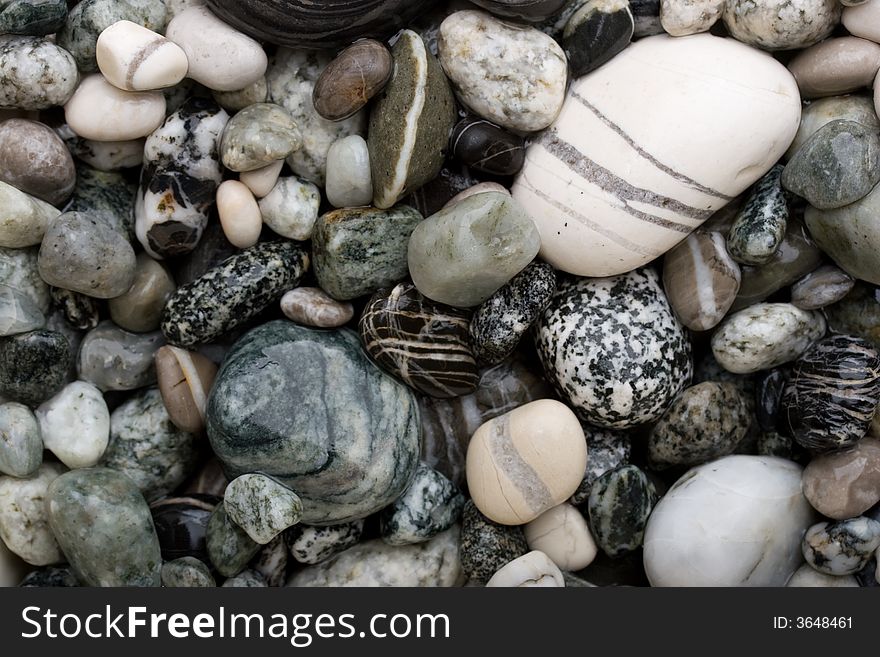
xmin=787 ymin=36 xmax=880 ymax=98
xmin=64 ymin=75 xmax=167 ymax=142
xmin=220 ymin=103 xmax=301 ymax=173
xmin=206 ymin=504 xmax=261 ymax=578
xmin=0 ymin=119 xmax=75 ymax=205
xmin=96 ymin=20 xmax=188 ymax=92
xmin=36 ymin=381 xmax=109 ymax=470
xmin=108 ymin=253 xmax=175 ymax=333
xmin=379 ymin=463 xmax=464 ymax=546
xmin=0 ymin=462 xmax=66 ymax=565
xmin=660 ymin=0 xmax=724 ymax=35
xmin=313 ymin=39 xmax=392 ymax=122
xmin=791 ymin=265 xmax=854 ymax=311
xmin=155 ymin=345 xmax=218 ymax=434
xmin=77 ymin=321 xmax=164 ymax=391
xmin=802 ymin=517 xmax=880 ymax=576
xmin=280 ymin=288 xmax=354 ymax=329
xmin=360 ymin=283 xmax=479 ymax=399
xmin=0 ymin=181 xmax=60 ymax=249
xmin=160 ymin=556 xmax=215 ymax=587
xmin=486 ymin=550 xmax=564 ymax=588
xmin=0 ymin=0 xmax=67 ymax=36
xmin=843 ymin=1 xmax=880 ymax=41
xmin=803 ymin=438 xmax=880 ymax=520
xmin=325 ymin=135 xmax=372 ymax=208
xmin=0 ymin=36 xmax=78 ymax=110
xmin=216 ymin=180 xmax=262 ymax=249
xmin=628 ymin=0 xmax=664 ymax=35
xmin=151 ymin=494 xmax=218 ymax=563
xmin=224 ymin=474 xmax=303 ymax=545
xmin=727 ymin=165 xmax=788 ymax=266
xmin=563 ymin=0 xmax=634 ymax=77
xmin=239 ymin=161 xmax=283 ymax=199
xmin=286 ymin=521 xmax=364 ymax=566
xmin=460 ymin=500 xmax=528 ymax=584
xmin=588 ymin=465 xmax=657 ymax=557
xmin=722 ymin=0 xmax=840 ymax=50
xmin=0 ymin=402 xmax=42 ymax=478
xmin=524 ymin=503 xmax=597 ymax=571
xmin=756 ymin=368 xmax=787 ymax=432
xmin=0 ymin=330 xmax=70 ymax=405
xmin=450 ymin=119 xmax=525 ymax=177
xmin=258 ymin=176 xmax=321 ymax=240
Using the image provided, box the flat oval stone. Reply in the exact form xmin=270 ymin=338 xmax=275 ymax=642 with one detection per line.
xmin=379 ymin=463 xmax=464 ymax=546
xmin=0 ymin=329 xmax=70 ymax=405
xmin=791 ymin=265 xmax=854 ymax=311
xmin=524 ymin=503 xmax=597 ymax=571
xmin=77 ymin=321 xmax=164 ymax=391
xmin=96 ymin=20 xmax=188 ymax=92
xmin=216 ymin=180 xmax=261 ymax=249
xmin=511 ymin=33 xmax=801 ymax=277
xmin=0 ymin=402 xmax=42 ymax=478
xmin=360 ymin=282 xmax=479 ymax=399
xmin=0 ymin=36 xmax=78 ymax=110
xmin=788 ymin=36 xmax=880 ymax=98
xmin=644 ymin=455 xmax=814 ymax=586
xmin=803 ymin=438 xmax=880 ymax=520
xmin=0 ymin=462 xmax=66 ymax=565
xmin=802 ymin=517 xmax=880 ymax=576
xmin=151 ymin=494 xmax=218 ymax=562
xmin=727 ymin=165 xmax=788 ymax=266
xmin=325 ymin=135 xmax=372 ymax=209
xmin=711 ymin=303 xmax=826 ymax=375
xmin=722 ymin=0 xmax=840 ymax=50
xmin=155 ymin=346 xmax=218 ymax=434
xmin=779 ymin=335 xmax=880 ymax=452
xmin=64 ymin=75 xmax=167 ymax=142
xmin=563 ymin=0 xmax=634 ymax=77
xmin=786 ymin=94 xmax=880 ymax=161
xmin=220 ymin=103 xmax=301 ymax=173
xmin=535 ymin=268 xmax=692 ymax=428
xmin=224 ymin=474 xmax=303 ymax=545
xmin=206 ymin=321 xmax=420 ymax=525
xmin=0 ymin=180 xmax=61 ymax=249
xmin=286 ymin=520 xmax=364 ymax=565
xmin=161 ymin=556 xmax=215 ymax=588
xmin=36 ymin=381 xmax=109 ymax=469
xmin=588 ymin=465 xmax=657 ymax=557
xmin=47 ymin=467 xmax=162 ymax=587
xmin=0 ymin=119 xmax=75 ymax=205
xmin=205 ymin=502 xmax=261 ymax=577
xmin=108 ymin=253 xmax=176 ymax=334
xmin=486 ymin=550 xmax=564 ymax=587
xmin=459 ymin=499 xmax=528 ymax=583
xmin=313 ymin=39 xmax=392 ymax=121
xmin=660 ymin=0 xmax=724 ymax=36
xmin=0 ymin=0 xmax=67 ymax=36
xmin=161 ymin=241 xmax=310 ymax=349
xmin=280 ymin=287 xmax=353 ymax=329
xmin=450 ymin=118 xmax=526 ymax=177
xmin=408 ymin=191 xmax=541 ymax=308
xmin=258 ymin=176 xmax=321 ymax=241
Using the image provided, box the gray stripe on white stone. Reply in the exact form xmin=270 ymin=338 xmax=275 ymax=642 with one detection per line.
xmin=487 ymin=414 xmax=555 ymax=516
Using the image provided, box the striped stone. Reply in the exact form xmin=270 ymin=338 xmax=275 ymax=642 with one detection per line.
xmin=359 ymin=282 xmax=479 ymax=399
xmin=511 ymin=33 xmax=801 ymax=277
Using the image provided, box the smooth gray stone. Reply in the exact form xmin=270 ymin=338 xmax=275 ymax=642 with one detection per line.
xmin=224 ymin=473 xmax=303 ymax=545
xmin=0 ymin=401 xmax=42 ymax=478
xmin=379 ymin=463 xmax=464 ymax=546
xmin=160 ymin=556 xmax=216 ymax=587
xmin=286 ymin=520 xmax=364 ymax=565
xmin=77 ymin=321 xmax=164 ymax=392
xmin=588 ymin=465 xmax=657 ymax=557
xmin=206 ymin=503 xmax=261 ymax=578
xmin=47 ymin=467 xmax=162 ymax=587
xmin=791 ymin=265 xmax=854 ymax=311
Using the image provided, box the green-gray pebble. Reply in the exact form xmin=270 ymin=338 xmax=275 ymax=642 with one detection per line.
xmin=0 ymin=329 xmax=69 ymax=405
xmin=222 ymin=569 xmax=267 ymax=587
xmin=588 ymin=465 xmax=657 ymax=558
xmin=0 ymin=0 xmax=67 ymax=36
xmin=77 ymin=321 xmax=164 ymax=391
xmin=0 ymin=245 xmax=49 ymax=336
xmin=206 ymin=503 xmax=261 ymax=578
xmin=0 ymin=36 xmax=78 ymax=109
xmin=224 ymin=474 xmax=303 ymax=545
xmin=727 ymin=165 xmax=788 ymax=266
xmin=219 ymin=103 xmax=301 ymax=172
xmin=65 ymin=165 xmax=137 ymax=244
xmin=47 ymin=467 xmax=162 ymax=587
xmin=0 ymin=401 xmax=42 ymax=477
xmin=160 ymin=557 xmax=215 ymax=587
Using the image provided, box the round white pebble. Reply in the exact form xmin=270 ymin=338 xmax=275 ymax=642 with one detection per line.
xmin=96 ymin=21 xmax=189 ymax=91
xmin=35 ymin=381 xmax=110 ymax=469
xmin=217 ymin=180 xmax=262 ymax=249
xmin=240 ymin=160 xmax=284 ymax=198
xmin=64 ymin=75 xmax=166 ymax=142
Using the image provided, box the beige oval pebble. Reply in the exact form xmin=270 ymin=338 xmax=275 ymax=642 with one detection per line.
xmin=802 ymin=437 xmax=880 ymax=520
xmin=97 ymin=21 xmax=189 ymax=91
xmin=155 ymin=345 xmax=218 ymax=434
xmin=788 ymin=37 xmax=880 ymax=98
xmin=108 ymin=252 xmax=176 ymax=333
xmin=467 ymin=399 xmax=588 ymax=525
xmin=240 ymin=160 xmax=284 ymax=198
xmin=485 ymin=550 xmax=564 ymax=587
xmin=524 ymin=503 xmax=598 ymax=571
xmin=280 ymin=287 xmax=354 ymax=328
xmin=442 ymin=182 xmax=510 ymax=210
xmin=64 ymin=74 xmax=166 ymax=141
xmin=843 ymin=2 xmax=880 ymax=44
xmin=217 ymin=180 xmax=262 ymax=249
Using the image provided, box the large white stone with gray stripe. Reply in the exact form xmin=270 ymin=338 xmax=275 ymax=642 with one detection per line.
xmin=511 ymin=33 xmax=801 ymax=278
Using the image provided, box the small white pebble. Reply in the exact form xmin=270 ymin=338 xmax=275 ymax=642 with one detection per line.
xmin=240 ymin=160 xmax=284 ymax=198
xmin=96 ymin=21 xmax=189 ymax=91
xmin=217 ymin=180 xmax=262 ymax=249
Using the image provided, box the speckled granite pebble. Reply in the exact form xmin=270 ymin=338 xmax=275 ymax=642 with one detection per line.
xmin=722 ymin=0 xmax=840 ymax=51
xmin=160 ymin=556 xmax=215 ymax=587
xmin=0 ymin=36 xmax=78 ymax=110
xmin=380 ymin=463 xmax=464 ymax=546
xmin=459 ymin=500 xmax=528 ymax=584
xmin=588 ymin=465 xmax=657 ymax=557
xmin=286 ymin=521 xmax=364 ymax=566
xmin=727 ymin=165 xmax=788 ymax=266
xmin=0 ymin=329 xmax=69 ymax=405
xmin=224 ymin=474 xmax=303 ymax=545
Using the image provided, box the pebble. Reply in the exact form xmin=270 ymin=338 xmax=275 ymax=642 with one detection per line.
xmin=788 ymin=37 xmax=880 ymax=98
xmin=220 ymin=103 xmax=301 ymax=173
xmin=786 ymin=94 xmax=879 ymax=161
xmin=66 ymin=164 xmax=137 ymax=243
xmin=102 ymin=388 xmax=198 ymax=502
xmin=644 ymin=456 xmax=814 ymax=586
xmin=49 ymin=288 xmax=98 ymax=332
xmin=251 ymin=536 xmax=288 ymax=587
xmin=825 ymin=283 xmax=880 ymax=347
xmin=161 ymin=241 xmax=310 ymax=349
xmin=628 ymin=0 xmax=664 ymax=35
xmin=472 ymin=0 xmax=569 ymax=21
xmin=369 ymin=29 xmax=454 ymax=208
xmin=842 ymin=1 xmax=880 ymax=43
xmin=756 ymin=368 xmax=787 ymax=432
xmin=535 ymin=268 xmax=692 ymax=428
xmin=155 ymin=345 xmax=218 ymax=433
xmin=648 ymin=382 xmax=751 ymax=469
xmin=0 ymin=181 xmax=60 ymax=248
xmin=18 ymin=566 xmax=79 ymax=588
xmin=780 ymin=335 xmax=880 ymax=452
xmin=660 ymin=0 xmax=724 ymax=35
xmin=0 ymin=462 xmax=65 ymax=565
xmin=360 ymin=283 xmax=479 ymax=399
xmin=280 ymin=288 xmax=353 ymax=329
xmin=47 ymin=467 xmax=162 ymax=587
xmin=160 ymin=557 xmax=215 ymax=588
xmin=379 ymin=463 xmax=464 ymax=546
xmin=408 ymin=192 xmax=541 ymax=308
xmin=450 ymin=119 xmax=526 ymax=177
xmin=286 ymin=521 xmax=364 ymax=566
xmin=324 ymin=135 xmax=372 ymax=208
xmin=467 ymin=399 xmax=588 ymax=525
xmin=588 ymin=465 xmax=657 ymax=557
xmin=662 ymin=232 xmax=740 ymax=331
xmin=258 ymin=176 xmax=321 ymax=240
xmin=711 ymin=303 xmax=826 ymax=375
xmin=570 ymin=428 xmax=631 ymax=505
xmin=512 ymin=34 xmax=800 ymax=277
xmin=0 ymin=285 xmax=43 ymax=338
xmin=165 ymin=5 xmax=267 ymax=92
xmin=726 ymin=165 xmax=788 ymax=266
xmin=108 ymin=253 xmax=176 ymax=333
xmin=77 ymin=321 xmax=164 ymax=391
xmin=786 ymin=564 xmax=860 ymax=587
xmin=288 ymin=527 xmax=463 ymax=587
xmin=267 ymin=48 xmax=366 ymax=186
xmin=212 ymin=77 xmax=268 ymax=113
xmin=784 ymin=120 xmax=880 ymax=210
xmin=96 ymin=21 xmax=188 ymax=92
xmin=524 ymin=503 xmax=597 ymax=571
xmin=223 ymin=569 xmax=266 ymax=587
xmin=0 ymin=36 xmax=78 ymax=110
xmin=0 ymin=402 xmax=41 ymax=478
xmin=486 ymin=550 xmax=564 ymax=588
xmin=439 ymin=11 xmax=565 ymax=133
xmin=0 ymin=329 xmax=70 ymax=405
xmin=151 ymin=494 xmax=218 ymax=563
xmin=0 ymin=119 xmax=75 ymax=205
xmin=0 ymin=0 xmax=67 ymax=36
xmin=802 ymin=517 xmax=880 ymax=576
xmin=239 ymin=161 xmax=283 ymax=199
xmin=216 ymin=180 xmax=262 ymax=249
xmin=205 ymin=503 xmax=260 ymax=578
xmin=563 ymin=0 xmax=634 ymax=77
xmin=62 ymin=132 xmax=145 ymax=171
xmin=206 ymin=321 xmax=419 ymax=525
xmin=802 ymin=438 xmax=880 ymax=520
xmin=460 ymin=500 xmax=528 ymax=583
xmin=722 ymin=0 xmax=840 ymax=50
xmin=65 ymin=75 xmax=167 ymax=142
xmin=0 ymin=246 xmax=49 ymax=337
xmin=313 ymin=39 xmax=392 ymax=121
xmin=224 ymin=474 xmax=303 ymax=545
xmin=313 ymin=205 xmax=422 ymax=301
xmin=36 ymin=381 xmax=109 ymax=469
xmin=791 ymin=266 xmax=854 ymax=310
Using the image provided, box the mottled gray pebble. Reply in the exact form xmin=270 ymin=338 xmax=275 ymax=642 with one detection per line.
xmin=570 ymin=427 xmax=631 ymax=506
xmin=77 ymin=321 xmax=164 ymax=391
xmin=460 ymin=500 xmax=528 ymax=584
xmin=206 ymin=503 xmax=261 ymax=578
xmin=588 ymin=465 xmax=657 ymax=558
xmin=0 ymin=402 xmax=42 ymax=478
xmin=224 ymin=474 xmax=303 ymax=545
xmin=727 ymin=165 xmax=788 ymax=266
xmin=286 ymin=521 xmax=364 ymax=566
xmin=379 ymin=463 xmax=464 ymax=546
xmin=220 ymin=103 xmax=301 ymax=173
xmin=160 ymin=556 xmax=215 ymax=587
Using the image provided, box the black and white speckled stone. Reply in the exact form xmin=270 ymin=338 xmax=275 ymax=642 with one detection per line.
xmin=49 ymin=287 xmax=99 ymax=331
xmin=570 ymin=427 xmax=631 ymax=506
xmin=151 ymin=494 xmax=219 ymax=563
xmin=791 ymin=265 xmax=855 ymax=311
xmin=360 ymin=282 xmax=479 ymax=399
xmin=563 ymin=0 xmax=634 ymax=78
xmin=251 ymin=535 xmax=289 ymax=587
xmin=205 ymin=503 xmax=261 ymax=578
xmin=587 ymin=464 xmax=657 ymax=558
xmin=207 ymin=321 xmax=420 ymax=525
xmin=470 ymin=262 xmax=557 ymax=366
xmin=459 ymin=499 xmax=528 ymax=584
xmin=0 ymin=329 xmax=69 ymax=406
xmin=727 ymin=165 xmax=788 ymax=266
xmin=224 ymin=474 xmax=303 ymax=545
xmin=18 ymin=566 xmax=79 ymax=587
xmin=648 ymin=382 xmax=751 ymax=469
xmin=756 ymin=368 xmax=788 ymax=433
xmin=780 ymin=335 xmax=880 ymax=452
xmin=222 ymin=569 xmax=267 ymax=587
xmin=77 ymin=321 xmax=164 ymax=392
xmin=101 ymin=388 xmax=199 ymax=503
xmin=286 ymin=520 xmax=364 ymax=565
xmin=0 ymin=36 xmax=78 ymax=110
xmin=160 ymin=556 xmax=215 ymax=587
xmin=379 ymin=463 xmax=465 ymax=546
xmin=802 ymin=517 xmax=880 ymax=576
xmin=0 ymin=0 xmax=67 ymax=36
xmin=161 ymin=241 xmax=310 ymax=349
xmin=534 ymin=268 xmax=692 ymax=429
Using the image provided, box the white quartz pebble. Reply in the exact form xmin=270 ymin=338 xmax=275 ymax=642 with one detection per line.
xmin=165 ymin=5 xmax=268 ymax=92
xmin=0 ymin=462 xmax=66 ymax=565
xmin=64 ymin=74 xmax=166 ymax=141
xmin=485 ymin=551 xmax=565 ymax=587
xmin=524 ymin=503 xmax=598 ymax=571
xmin=325 ymin=135 xmax=373 ymax=208
xmin=217 ymin=180 xmax=262 ymax=249
xmin=258 ymin=176 xmax=321 ymax=241
xmin=35 ymin=381 xmax=110 ymax=469
xmin=97 ymin=21 xmax=189 ymax=92
xmin=240 ymin=160 xmax=284 ymax=198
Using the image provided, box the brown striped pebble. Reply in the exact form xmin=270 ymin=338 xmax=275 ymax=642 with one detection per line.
xmin=466 ymin=399 xmax=588 ymax=526
xmin=217 ymin=180 xmax=262 ymax=249
xmin=662 ymin=231 xmax=741 ymax=331
xmin=155 ymin=346 xmax=218 ymax=433
xmin=280 ymin=287 xmax=354 ymax=328
xmin=96 ymin=21 xmax=189 ymax=92
xmin=312 ymin=39 xmax=393 ymax=122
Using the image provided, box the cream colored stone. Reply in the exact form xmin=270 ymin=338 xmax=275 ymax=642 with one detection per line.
xmin=325 ymin=135 xmax=372 ymax=208
xmin=788 ymin=37 xmax=880 ymax=98
xmin=97 ymin=21 xmax=189 ymax=92
xmin=466 ymin=399 xmax=588 ymax=526
xmin=240 ymin=161 xmax=284 ymax=198
xmin=786 ymin=564 xmax=859 ymax=587
xmin=64 ymin=75 xmax=166 ymax=141
xmin=0 ymin=462 xmax=66 ymax=565
xmin=0 ymin=181 xmax=61 ymax=248
xmin=217 ymin=180 xmax=262 ymax=249
xmin=524 ymin=503 xmax=598 ymax=571
xmin=485 ymin=551 xmax=564 ymax=587
xmin=843 ymin=1 xmax=880 ymax=43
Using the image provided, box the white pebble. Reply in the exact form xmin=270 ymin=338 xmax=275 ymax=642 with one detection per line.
xmin=0 ymin=462 xmax=66 ymax=566
xmin=97 ymin=21 xmax=189 ymax=92
xmin=524 ymin=503 xmax=598 ymax=571
xmin=325 ymin=135 xmax=372 ymax=208
xmin=64 ymin=74 xmax=166 ymax=142
xmin=240 ymin=160 xmax=284 ymax=198
xmin=258 ymin=176 xmax=321 ymax=241
xmin=486 ymin=551 xmax=565 ymax=587
xmin=217 ymin=180 xmax=262 ymax=249
xmin=35 ymin=381 xmax=110 ymax=469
